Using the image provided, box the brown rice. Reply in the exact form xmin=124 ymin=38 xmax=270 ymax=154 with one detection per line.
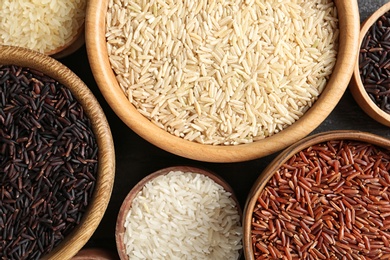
xmin=106 ymin=0 xmax=339 ymax=145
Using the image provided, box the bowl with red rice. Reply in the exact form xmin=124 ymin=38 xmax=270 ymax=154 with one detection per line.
xmin=243 ymin=130 xmax=390 ymax=259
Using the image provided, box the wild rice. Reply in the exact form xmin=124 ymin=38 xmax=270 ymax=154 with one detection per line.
xmin=251 ymin=140 xmax=390 ymax=259
xmin=106 ymin=0 xmax=339 ymax=145
xmin=0 ymin=65 xmax=98 ymax=259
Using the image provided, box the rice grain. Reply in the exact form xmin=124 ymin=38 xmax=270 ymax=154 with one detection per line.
xmin=251 ymin=140 xmax=390 ymax=259
xmin=1 ymin=0 xmax=85 ymax=54
xmin=123 ymin=170 xmax=242 ymax=259
xmin=106 ymin=0 xmax=339 ymax=145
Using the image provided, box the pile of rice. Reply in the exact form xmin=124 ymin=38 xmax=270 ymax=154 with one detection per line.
xmin=123 ymin=170 xmax=242 ymax=259
xmin=106 ymin=0 xmax=339 ymax=145
xmin=0 ymin=0 xmax=86 ymax=54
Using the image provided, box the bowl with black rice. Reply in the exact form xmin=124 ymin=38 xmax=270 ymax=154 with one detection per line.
xmin=0 ymin=45 xmax=115 ymax=260
xmin=350 ymin=1 xmax=390 ymax=127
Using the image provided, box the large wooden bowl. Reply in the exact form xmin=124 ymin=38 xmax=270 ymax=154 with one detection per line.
xmin=0 ymin=45 xmax=115 ymax=260
xmin=243 ymin=130 xmax=390 ymax=259
xmin=350 ymin=2 xmax=390 ymax=127
xmin=115 ymin=166 xmax=242 ymax=260
xmin=85 ymin=0 xmax=360 ymax=162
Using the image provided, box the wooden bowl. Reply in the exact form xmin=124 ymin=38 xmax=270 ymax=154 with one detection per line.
xmin=0 ymin=1 xmax=86 ymax=59
xmin=85 ymin=1 xmax=360 ymax=162
xmin=350 ymin=2 xmax=390 ymax=127
xmin=48 ymin=24 xmax=85 ymax=59
xmin=0 ymin=45 xmax=115 ymax=260
xmin=243 ymin=130 xmax=390 ymax=259
xmin=115 ymin=166 xmax=242 ymax=260
xmin=72 ymin=248 xmax=119 ymax=260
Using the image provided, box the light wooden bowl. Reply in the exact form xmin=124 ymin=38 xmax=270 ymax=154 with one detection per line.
xmin=350 ymin=2 xmax=390 ymax=127
xmin=115 ymin=166 xmax=242 ymax=260
xmin=243 ymin=130 xmax=390 ymax=259
xmin=86 ymin=0 xmax=360 ymax=162
xmin=2 ymin=27 xmax=85 ymax=59
xmin=0 ymin=45 xmax=115 ymax=260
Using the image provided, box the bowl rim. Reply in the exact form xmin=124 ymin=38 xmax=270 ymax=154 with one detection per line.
xmin=49 ymin=23 xmax=86 ymax=59
xmin=350 ymin=1 xmax=390 ymax=127
xmin=115 ymin=165 xmax=242 ymax=260
xmin=86 ymin=0 xmax=360 ymax=162
xmin=242 ymin=130 xmax=390 ymax=260
xmin=71 ymin=248 xmax=118 ymax=260
xmin=0 ymin=45 xmax=116 ymax=260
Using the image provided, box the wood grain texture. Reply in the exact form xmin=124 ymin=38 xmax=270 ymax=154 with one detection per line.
xmin=115 ymin=166 xmax=241 ymax=260
xmin=0 ymin=46 xmax=115 ymax=260
xmin=85 ymin=0 xmax=361 ymax=163
xmin=350 ymin=1 xmax=390 ymax=127
xmin=242 ymin=130 xmax=390 ymax=260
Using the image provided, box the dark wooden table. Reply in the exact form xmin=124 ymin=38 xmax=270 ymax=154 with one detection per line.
xmin=60 ymin=1 xmax=390 ymax=258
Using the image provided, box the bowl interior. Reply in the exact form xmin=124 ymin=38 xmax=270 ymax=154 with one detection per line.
xmin=115 ymin=166 xmax=242 ymax=260
xmin=0 ymin=45 xmax=115 ymax=260
xmin=350 ymin=2 xmax=390 ymax=127
xmin=86 ymin=0 xmax=360 ymax=162
xmin=243 ymin=130 xmax=390 ymax=259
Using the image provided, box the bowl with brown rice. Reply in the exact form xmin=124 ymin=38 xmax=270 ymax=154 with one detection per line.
xmin=115 ymin=166 xmax=242 ymax=259
xmin=243 ymin=130 xmax=390 ymax=259
xmin=86 ymin=0 xmax=360 ymax=162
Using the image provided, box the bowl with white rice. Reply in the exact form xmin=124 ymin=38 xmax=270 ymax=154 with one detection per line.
xmin=86 ymin=0 xmax=360 ymax=162
xmin=1 ymin=0 xmax=86 ymax=58
xmin=115 ymin=166 xmax=243 ymax=260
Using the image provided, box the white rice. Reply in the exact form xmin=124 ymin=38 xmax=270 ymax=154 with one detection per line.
xmin=123 ymin=170 xmax=242 ymax=259
xmin=0 ymin=0 xmax=86 ymax=54
xmin=106 ymin=0 xmax=339 ymax=145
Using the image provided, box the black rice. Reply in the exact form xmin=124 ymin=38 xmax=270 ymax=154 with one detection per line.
xmin=359 ymin=11 xmax=390 ymax=114
xmin=0 ymin=65 xmax=98 ymax=259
